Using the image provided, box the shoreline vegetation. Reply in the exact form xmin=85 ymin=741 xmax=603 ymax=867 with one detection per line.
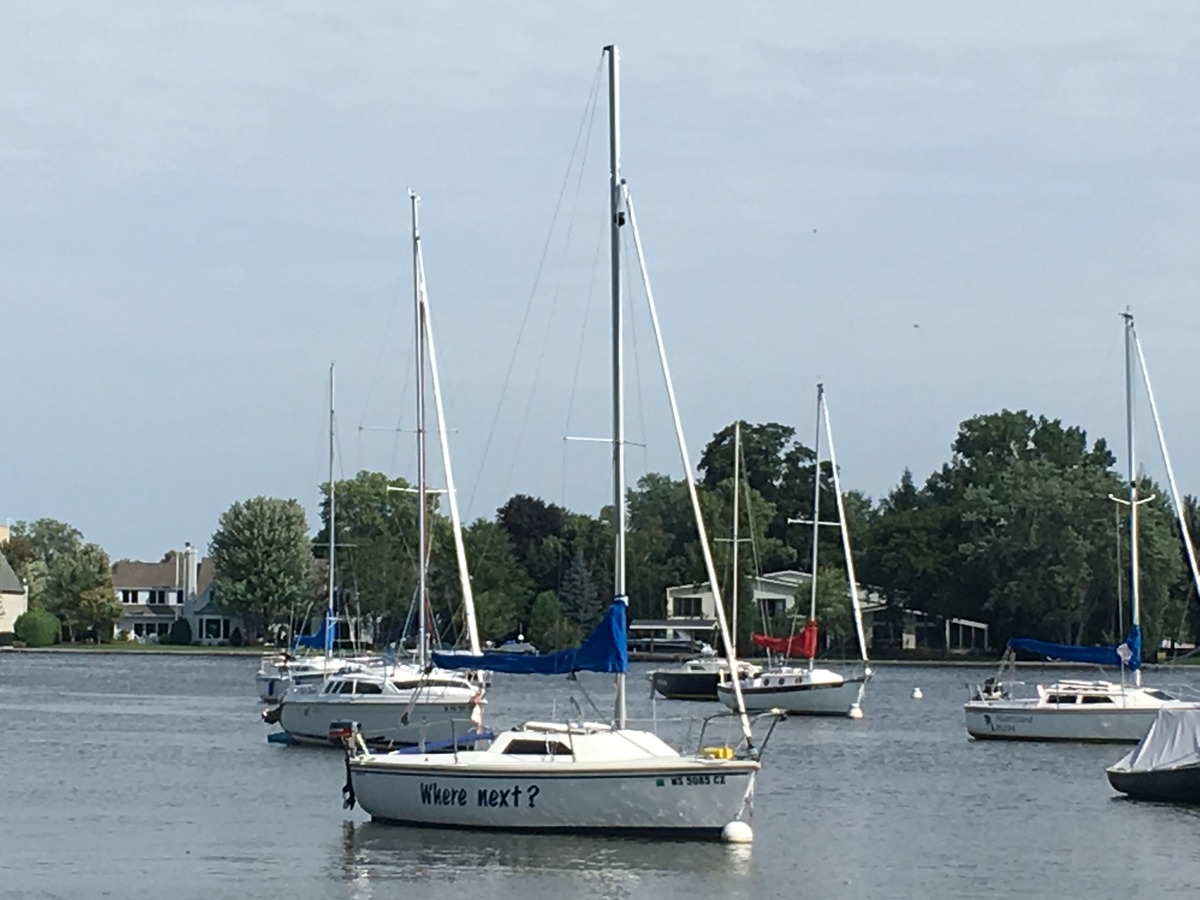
xmin=5 ymin=410 xmax=1200 ymax=659
xmin=6 ymin=644 xmax=1199 ymax=669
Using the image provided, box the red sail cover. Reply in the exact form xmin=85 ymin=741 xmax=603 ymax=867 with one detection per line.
xmin=752 ymin=620 xmax=818 ymax=659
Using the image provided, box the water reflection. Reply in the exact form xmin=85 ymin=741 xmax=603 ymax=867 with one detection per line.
xmin=337 ymin=820 xmax=754 ymax=895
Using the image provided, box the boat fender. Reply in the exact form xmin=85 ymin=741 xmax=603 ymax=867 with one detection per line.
xmin=261 ymin=706 xmax=282 ymax=725
xmin=702 ymin=745 xmax=734 ymax=760
xmin=722 ymin=821 xmax=753 ymax=843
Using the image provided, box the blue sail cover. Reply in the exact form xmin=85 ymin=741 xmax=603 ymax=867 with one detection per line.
xmin=294 ymin=615 xmax=336 ymax=654
xmin=433 ymin=599 xmax=628 ymax=675
xmin=1009 ymin=625 xmax=1141 ymax=671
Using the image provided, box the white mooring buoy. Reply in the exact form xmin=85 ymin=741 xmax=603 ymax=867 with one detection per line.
xmin=722 ymin=821 xmax=754 ymax=844
xmin=912 ymin=687 xmax=923 ymax=700
xmin=849 ymin=705 xmax=864 ymax=720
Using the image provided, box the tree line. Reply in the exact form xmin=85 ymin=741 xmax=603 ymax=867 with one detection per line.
xmin=5 ymin=407 xmax=1198 ymax=654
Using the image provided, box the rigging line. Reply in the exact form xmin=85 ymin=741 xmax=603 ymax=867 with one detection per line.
xmin=563 ymin=208 xmax=607 ymax=440
xmin=623 ymin=222 xmax=651 ymax=477
xmin=495 ymin=77 xmax=602 ymax=517
xmin=463 ymin=54 xmax=606 ymax=518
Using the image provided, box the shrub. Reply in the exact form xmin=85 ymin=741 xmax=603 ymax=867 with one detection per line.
xmin=229 ymin=627 xmax=244 ymax=647
xmin=165 ymin=618 xmax=193 ymax=645
xmin=14 ymin=609 xmax=60 ymax=647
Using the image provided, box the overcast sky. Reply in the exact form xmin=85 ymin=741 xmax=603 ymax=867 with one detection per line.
xmin=4 ymin=2 xmax=1199 ymax=561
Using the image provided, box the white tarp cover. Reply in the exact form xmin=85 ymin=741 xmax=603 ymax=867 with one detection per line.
xmin=1111 ymin=706 xmax=1200 ymax=772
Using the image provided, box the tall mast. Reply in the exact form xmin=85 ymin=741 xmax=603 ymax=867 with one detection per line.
xmin=806 ymin=384 xmax=823 ymax=671
xmin=420 ymin=270 xmax=481 ymax=656
xmin=1123 ymin=309 xmax=1141 ymax=687
xmin=731 ymin=422 xmax=741 ymax=652
xmin=821 ymin=389 xmax=869 ymax=663
xmin=412 ymin=190 xmax=429 ymax=670
xmin=605 ymin=44 xmax=627 ymax=728
xmin=326 ymin=361 xmax=337 ymax=657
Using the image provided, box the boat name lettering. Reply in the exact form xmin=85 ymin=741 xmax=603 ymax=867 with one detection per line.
xmin=419 ymin=782 xmax=468 ymax=806
xmin=668 ymin=774 xmax=727 ymax=786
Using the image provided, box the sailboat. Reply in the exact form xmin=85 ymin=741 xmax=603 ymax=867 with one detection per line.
xmin=336 ymin=45 xmax=781 ymax=839
xmin=269 ymin=194 xmax=482 ymax=747
xmin=717 ymin=384 xmax=871 ymax=717
xmin=963 ymin=310 xmax=1199 ymax=743
xmin=256 ymin=363 xmax=379 ymax=703
xmin=650 ymin=422 xmax=761 ymax=701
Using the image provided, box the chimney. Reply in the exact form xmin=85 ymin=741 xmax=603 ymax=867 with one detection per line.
xmin=183 ymin=542 xmax=199 ymax=604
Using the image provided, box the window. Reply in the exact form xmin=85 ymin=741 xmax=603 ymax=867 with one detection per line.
xmin=762 ymin=599 xmax=787 ymax=619
xmin=352 ymin=682 xmax=382 ymax=695
xmin=672 ymin=596 xmax=703 ymax=618
xmin=503 ymin=739 xmax=572 ymax=756
xmin=1146 ymin=690 xmax=1177 ymax=701
xmin=204 ymin=618 xmax=221 ymax=640
xmin=1046 ymin=695 xmax=1077 ymax=705
xmin=1080 ymin=695 xmax=1114 ymax=704
xmin=133 ymin=623 xmax=144 ymax=636
xmin=176 ymin=590 xmax=184 ymax=605
xmin=122 ymin=590 xmax=137 ymax=605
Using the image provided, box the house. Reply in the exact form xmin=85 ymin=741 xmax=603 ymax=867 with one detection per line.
xmin=665 ymin=570 xmax=811 ymax=622
xmin=0 ymin=551 xmax=29 ymax=646
xmin=113 ymin=543 xmax=243 ymax=644
xmin=651 ymin=568 xmax=990 ymax=657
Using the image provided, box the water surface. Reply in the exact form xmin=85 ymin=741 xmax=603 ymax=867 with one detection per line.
xmin=3 ymin=652 xmax=1199 ymax=899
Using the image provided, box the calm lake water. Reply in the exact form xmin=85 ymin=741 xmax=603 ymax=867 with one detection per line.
xmin=3 ymin=651 xmax=1200 ymax=899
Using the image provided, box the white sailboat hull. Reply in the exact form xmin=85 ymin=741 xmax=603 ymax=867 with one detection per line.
xmin=349 ymin=757 xmax=758 ymax=835
xmin=717 ymin=669 xmax=868 ymax=717
xmin=277 ymin=694 xmax=477 ymax=748
xmin=964 ymin=701 xmax=1166 ymax=743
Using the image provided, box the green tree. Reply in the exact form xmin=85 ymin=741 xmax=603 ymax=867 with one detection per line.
xmin=43 ymin=542 xmax=119 ymax=641
xmin=211 ymin=497 xmax=316 ymax=640
xmin=559 ymin=545 xmax=601 ymax=630
xmin=448 ymin=519 xmax=535 ymax=644
xmin=860 ymin=409 xmax=1186 ymax=651
xmin=14 ymin=608 xmax=60 ymax=646
xmin=315 ymin=471 xmax=423 ymax=640
xmin=3 ymin=519 xmax=84 ymax=610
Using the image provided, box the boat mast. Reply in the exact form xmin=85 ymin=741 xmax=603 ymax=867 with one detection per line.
xmin=1123 ymin=309 xmax=1142 ymax=687
xmin=412 ymin=190 xmax=429 ymax=671
xmin=731 ymin=422 xmax=741 ymax=652
xmin=418 ymin=228 xmax=482 ymax=656
xmin=605 ymin=44 xmax=628 ymax=729
xmin=806 ymin=384 xmax=823 ymax=672
xmin=1130 ymin=321 xmax=1200 ymax=605
xmin=326 ymin=361 xmax=337 ymax=657
xmin=821 ymin=389 xmax=869 ymax=664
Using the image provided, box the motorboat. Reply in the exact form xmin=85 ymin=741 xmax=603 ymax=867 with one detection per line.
xmin=650 ymin=657 xmax=760 ymax=701
xmin=1107 ymin=706 xmax=1200 ymax=802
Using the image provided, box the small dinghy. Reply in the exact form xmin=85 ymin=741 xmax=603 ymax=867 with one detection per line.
xmin=1106 ymin=706 xmax=1200 ymax=803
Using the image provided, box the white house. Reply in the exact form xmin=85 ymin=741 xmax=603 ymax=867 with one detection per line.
xmin=665 ymin=569 xmax=813 ymax=622
xmin=0 ymin=551 xmax=30 ymax=645
xmin=113 ymin=543 xmax=243 ymax=644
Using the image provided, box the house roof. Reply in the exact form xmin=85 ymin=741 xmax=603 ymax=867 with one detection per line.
xmin=112 ymin=559 xmax=182 ymax=590
xmin=111 ymin=553 xmax=216 ymax=592
xmin=0 ymin=554 xmax=23 ymax=594
xmin=197 ymin=557 xmax=215 ymax=592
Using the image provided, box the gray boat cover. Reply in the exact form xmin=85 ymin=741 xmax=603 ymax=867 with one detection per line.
xmin=1110 ymin=707 xmax=1200 ymax=773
